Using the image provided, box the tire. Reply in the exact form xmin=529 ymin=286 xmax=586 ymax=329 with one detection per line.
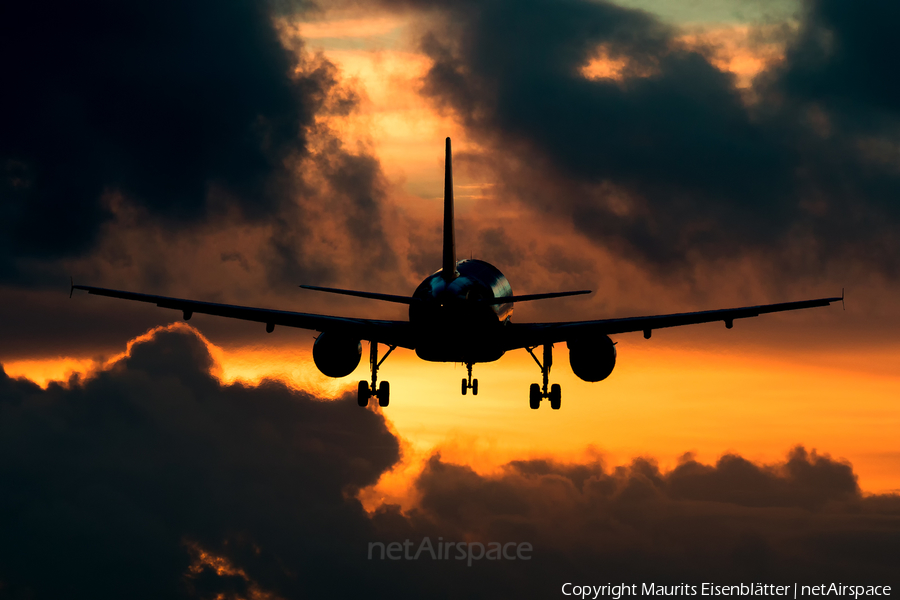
xmin=357 ymin=381 xmax=369 ymax=407
xmin=461 ymin=378 xmax=468 ymax=395
xmin=529 ymin=383 xmax=541 ymax=409
xmin=472 ymin=379 xmax=478 ymax=396
xmin=378 ymin=381 xmax=390 ymax=407
xmin=550 ymin=383 xmax=561 ymax=410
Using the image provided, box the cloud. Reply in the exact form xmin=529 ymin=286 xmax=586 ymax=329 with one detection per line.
xmin=0 ymin=1 xmax=297 ymax=272
xmin=1 ymin=326 xmax=897 ymax=598
xmin=0 ymin=0 xmax=405 ymax=292
xmin=776 ymin=0 xmax=900 ymax=119
xmin=383 ymin=449 xmax=900 ymax=590
xmin=0 ymin=325 xmax=400 ymax=598
xmin=388 ymin=0 xmax=900 ymax=281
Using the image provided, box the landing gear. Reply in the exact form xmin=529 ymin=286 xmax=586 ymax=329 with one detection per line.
xmin=461 ymin=362 xmax=478 ymax=395
xmin=357 ymin=381 xmax=369 ymax=407
xmin=549 ymin=383 xmax=561 ymax=410
xmin=357 ymin=341 xmax=396 ymax=407
xmin=526 ymin=344 xmax=562 ymax=409
xmin=529 ymin=383 xmax=541 ymax=409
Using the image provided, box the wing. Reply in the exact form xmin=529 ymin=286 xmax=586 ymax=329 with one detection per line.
xmin=503 ymin=295 xmax=843 ymax=350
xmin=72 ymin=285 xmax=416 ymax=349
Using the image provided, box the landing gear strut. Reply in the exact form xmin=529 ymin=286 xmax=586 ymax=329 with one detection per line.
xmin=526 ymin=344 xmax=561 ymax=410
xmin=358 ymin=341 xmax=395 ymax=408
xmin=461 ymin=363 xmax=478 ymax=396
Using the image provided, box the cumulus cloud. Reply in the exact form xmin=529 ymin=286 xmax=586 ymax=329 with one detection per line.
xmin=1 ymin=326 xmax=896 ymax=598
xmin=378 ymin=449 xmax=900 ymax=592
xmin=0 ymin=325 xmax=400 ymax=598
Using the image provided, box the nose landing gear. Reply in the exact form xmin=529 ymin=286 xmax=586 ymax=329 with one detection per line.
xmin=461 ymin=362 xmax=478 ymax=395
xmin=526 ymin=344 xmax=561 ymax=409
xmin=358 ymin=341 xmax=395 ymax=407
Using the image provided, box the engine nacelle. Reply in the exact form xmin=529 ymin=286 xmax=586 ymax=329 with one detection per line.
xmin=312 ymin=332 xmax=362 ymax=378
xmin=567 ymin=335 xmax=616 ymax=382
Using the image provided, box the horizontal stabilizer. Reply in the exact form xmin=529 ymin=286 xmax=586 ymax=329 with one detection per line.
xmin=299 ymin=285 xmax=416 ymax=304
xmin=484 ymin=290 xmax=591 ymax=304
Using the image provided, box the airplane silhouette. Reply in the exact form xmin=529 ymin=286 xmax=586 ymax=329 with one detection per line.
xmin=73 ymin=138 xmax=842 ymax=409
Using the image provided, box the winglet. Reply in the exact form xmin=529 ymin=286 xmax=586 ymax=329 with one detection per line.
xmin=842 ymin=287 xmax=845 ymax=310
xmin=441 ymin=137 xmax=457 ymax=282
xmin=70 ymin=276 xmax=74 ymax=299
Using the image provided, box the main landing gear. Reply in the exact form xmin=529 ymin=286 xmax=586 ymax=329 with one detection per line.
xmin=526 ymin=344 xmax=561 ymax=410
xmin=358 ymin=341 xmax=396 ymax=408
xmin=461 ymin=362 xmax=478 ymax=396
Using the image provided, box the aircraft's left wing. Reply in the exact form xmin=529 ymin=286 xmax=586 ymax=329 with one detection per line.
xmin=503 ymin=295 xmax=842 ymax=350
xmin=72 ymin=285 xmax=416 ymax=349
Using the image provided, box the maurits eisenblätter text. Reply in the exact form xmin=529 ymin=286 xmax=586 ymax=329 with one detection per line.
xmin=561 ymin=583 xmax=892 ymax=599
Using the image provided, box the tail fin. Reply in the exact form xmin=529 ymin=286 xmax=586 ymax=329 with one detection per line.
xmin=442 ymin=137 xmax=457 ymax=282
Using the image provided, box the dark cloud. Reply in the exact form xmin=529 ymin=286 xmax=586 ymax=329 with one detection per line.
xmin=2 ymin=326 xmax=897 ymax=598
xmin=391 ymin=0 xmax=900 ymax=280
xmin=0 ymin=0 xmax=402 ymax=290
xmin=1 ymin=0 xmax=294 ymax=262
xmin=382 ymin=450 xmax=900 ymax=591
xmin=777 ymin=0 xmax=900 ymax=121
xmin=0 ymin=325 xmax=400 ymax=598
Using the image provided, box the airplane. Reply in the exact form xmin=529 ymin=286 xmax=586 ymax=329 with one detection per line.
xmin=72 ymin=138 xmax=843 ymax=410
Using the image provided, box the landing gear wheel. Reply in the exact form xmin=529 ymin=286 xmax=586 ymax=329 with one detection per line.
xmin=529 ymin=383 xmax=541 ymax=409
xmin=472 ymin=379 xmax=478 ymax=396
xmin=549 ymin=383 xmax=561 ymax=410
xmin=357 ymin=381 xmax=370 ymax=407
xmin=461 ymin=378 xmax=468 ymax=395
xmin=377 ymin=381 xmax=390 ymax=407
xmin=363 ymin=341 xmax=396 ymax=407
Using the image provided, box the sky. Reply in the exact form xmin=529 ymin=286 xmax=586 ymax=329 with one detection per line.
xmin=1 ymin=0 xmax=899 ymax=596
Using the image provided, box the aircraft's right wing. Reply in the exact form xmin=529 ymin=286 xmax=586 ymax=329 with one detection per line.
xmin=72 ymin=285 xmax=416 ymax=349
xmin=503 ymin=295 xmax=843 ymax=350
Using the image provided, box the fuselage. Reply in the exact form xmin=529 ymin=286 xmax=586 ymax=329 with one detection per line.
xmin=410 ymin=259 xmax=513 ymax=363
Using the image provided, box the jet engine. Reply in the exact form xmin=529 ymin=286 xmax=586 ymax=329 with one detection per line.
xmin=567 ymin=335 xmax=616 ymax=382
xmin=313 ymin=332 xmax=362 ymax=378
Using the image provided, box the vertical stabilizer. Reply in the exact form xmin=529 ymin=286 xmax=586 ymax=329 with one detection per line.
xmin=442 ymin=137 xmax=457 ymax=281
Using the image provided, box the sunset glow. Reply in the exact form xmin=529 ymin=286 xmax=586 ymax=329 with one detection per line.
xmin=3 ymin=0 xmax=899 ymax=592
xmin=8 ymin=324 xmax=898 ymax=497
xmin=8 ymin=9 xmax=891 ymax=498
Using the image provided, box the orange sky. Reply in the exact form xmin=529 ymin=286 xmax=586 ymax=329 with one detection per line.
xmin=7 ymin=314 xmax=898 ymax=499
xmin=5 ymin=6 xmax=899 ymax=502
